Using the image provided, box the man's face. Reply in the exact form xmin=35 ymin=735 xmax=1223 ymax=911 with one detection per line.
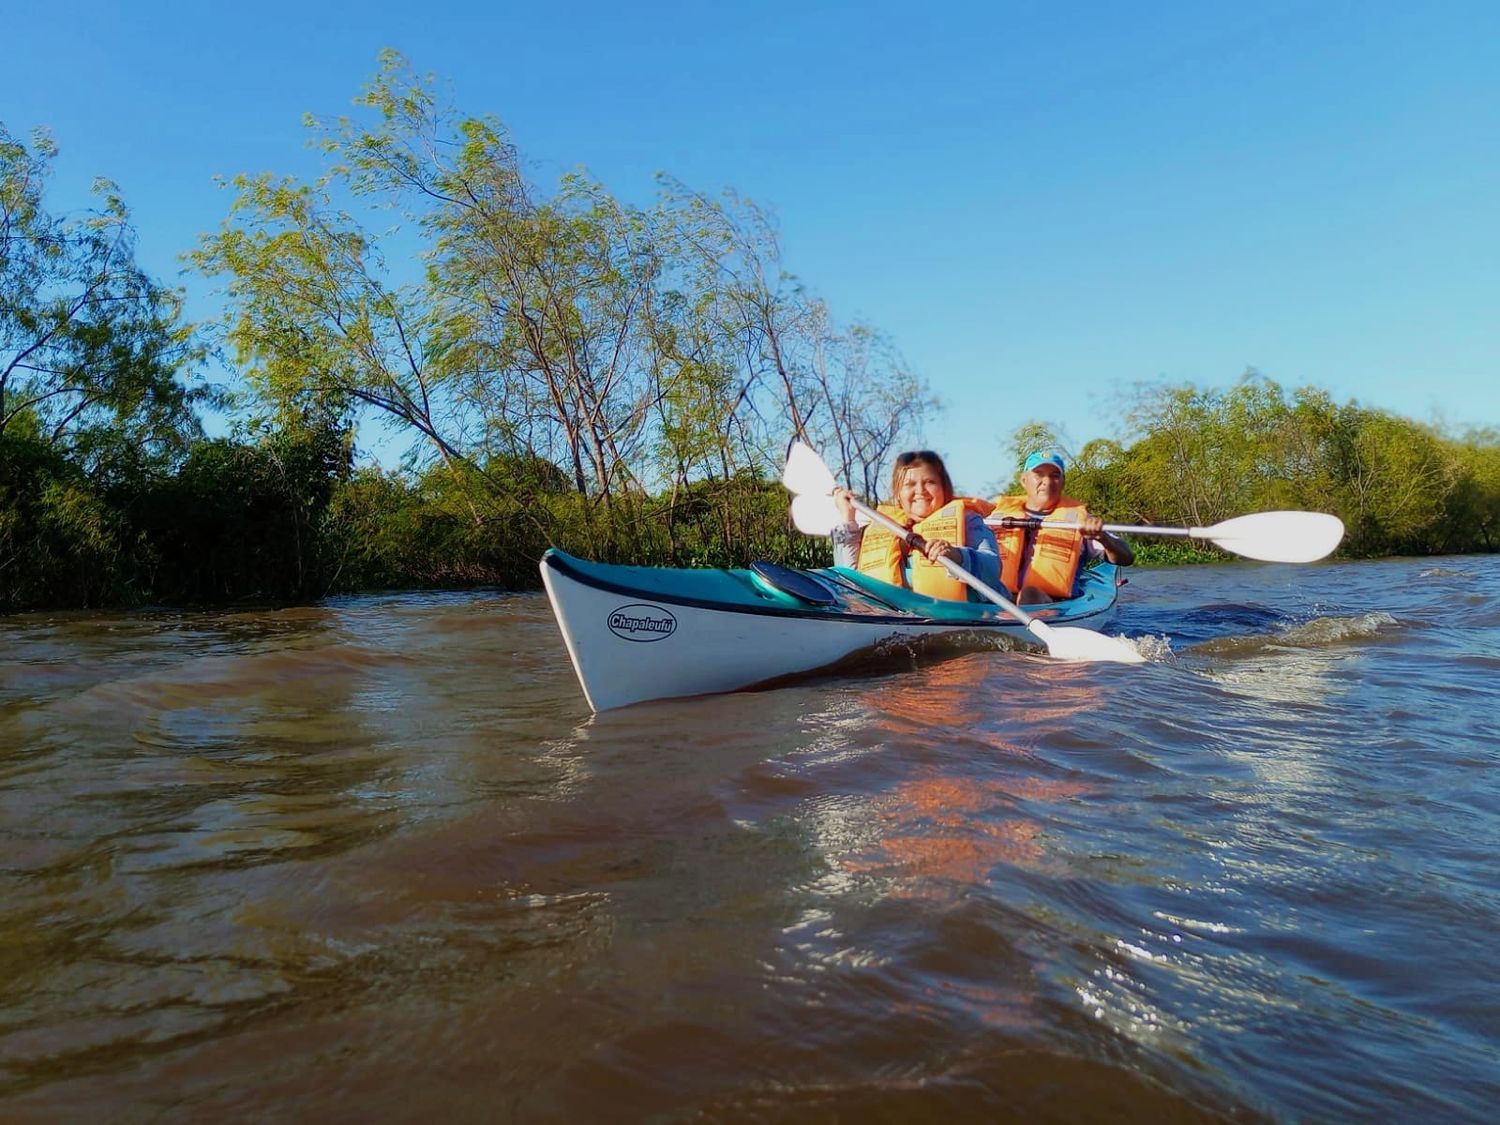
xmin=1022 ymin=464 xmax=1063 ymax=512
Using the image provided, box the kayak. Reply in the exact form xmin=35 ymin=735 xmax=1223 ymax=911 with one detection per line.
xmin=540 ymin=548 xmax=1125 ymax=712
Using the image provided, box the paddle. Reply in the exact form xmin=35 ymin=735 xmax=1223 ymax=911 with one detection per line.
xmin=780 ymin=441 xmax=1146 ymax=665
xmin=984 ymin=511 xmax=1345 ymax=563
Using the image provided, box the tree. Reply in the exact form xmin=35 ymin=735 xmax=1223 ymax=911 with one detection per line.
xmin=193 ymin=54 xmax=936 ymax=550
xmin=193 ymin=54 xmax=678 ymax=522
xmin=1446 ymin=429 xmax=1500 ymax=553
xmin=189 ymin=167 xmax=478 ymax=499
xmin=136 ymin=417 xmax=353 ymax=602
xmin=1 ymin=122 xmax=204 ymax=468
xmin=1333 ymin=411 xmax=1459 ymax=555
xmin=655 ymin=178 xmax=938 ymax=498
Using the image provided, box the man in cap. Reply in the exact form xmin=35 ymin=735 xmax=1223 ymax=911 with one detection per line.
xmin=988 ymin=450 xmax=1134 ymax=604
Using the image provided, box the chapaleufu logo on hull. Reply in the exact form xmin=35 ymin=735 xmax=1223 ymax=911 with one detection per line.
xmin=607 ymin=603 xmax=678 ymax=642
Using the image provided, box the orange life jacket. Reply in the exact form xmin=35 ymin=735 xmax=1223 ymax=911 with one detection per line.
xmin=989 ymin=495 xmax=1088 ymax=600
xmin=855 ymin=497 xmax=995 ymax=601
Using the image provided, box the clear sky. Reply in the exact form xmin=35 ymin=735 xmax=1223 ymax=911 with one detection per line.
xmin=9 ymin=0 xmax=1500 ymax=493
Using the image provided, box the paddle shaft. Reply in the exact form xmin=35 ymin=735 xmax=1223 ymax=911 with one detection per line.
xmin=847 ymin=496 xmax=1040 ymax=628
xmin=996 ymin=519 xmax=1194 ymax=540
xmin=987 ymin=515 xmax=1193 ymax=538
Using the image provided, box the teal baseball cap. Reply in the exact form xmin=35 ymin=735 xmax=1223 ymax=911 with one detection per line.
xmin=1023 ymin=450 xmax=1066 ymax=474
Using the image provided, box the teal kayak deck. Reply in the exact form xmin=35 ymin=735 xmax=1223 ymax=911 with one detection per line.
xmin=542 ymin=551 xmax=1120 ymax=625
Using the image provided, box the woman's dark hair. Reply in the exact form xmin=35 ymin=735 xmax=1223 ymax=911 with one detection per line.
xmin=889 ymin=450 xmax=954 ymax=506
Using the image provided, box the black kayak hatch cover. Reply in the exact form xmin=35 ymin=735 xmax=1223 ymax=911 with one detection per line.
xmin=749 ymin=561 xmax=838 ymax=605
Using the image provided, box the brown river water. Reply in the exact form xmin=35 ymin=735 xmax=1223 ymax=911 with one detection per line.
xmin=2 ymin=555 xmax=1498 ymax=1121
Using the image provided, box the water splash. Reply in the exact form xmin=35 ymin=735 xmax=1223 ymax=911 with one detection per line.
xmin=1123 ymin=634 xmax=1176 ymax=663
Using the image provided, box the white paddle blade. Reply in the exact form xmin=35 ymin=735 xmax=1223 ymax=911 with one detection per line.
xmin=1202 ymin=511 xmax=1345 ymax=563
xmin=790 ymin=494 xmax=843 ymax=536
xmin=790 ymin=494 xmax=869 ymax=535
xmin=1028 ymin=620 xmax=1148 ymax=664
xmin=781 ymin=440 xmax=838 ymax=497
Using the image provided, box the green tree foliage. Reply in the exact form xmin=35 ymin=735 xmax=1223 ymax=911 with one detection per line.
xmin=651 ymin=179 xmax=937 ymax=500
xmin=1011 ymin=372 xmax=1498 ymax=561
xmin=1 ymin=123 xmax=205 ymax=467
xmin=1 ymin=121 xmax=213 ymax=611
xmin=190 ymin=52 xmax=934 ymax=545
xmin=1444 ymin=430 xmax=1500 ymax=553
xmin=8 ymin=81 xmax=917 ymax=611
xmin=134 ymin=419 xmax=354 ymax=603
xmin=0 ymin=432 xmax=135 ymax=607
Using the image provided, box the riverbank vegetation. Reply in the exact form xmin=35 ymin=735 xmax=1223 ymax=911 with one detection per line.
xmin=4 ymin=58 xmax=1498 ymax=611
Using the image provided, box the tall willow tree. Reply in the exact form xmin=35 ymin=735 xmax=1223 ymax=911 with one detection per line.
xmin=190 ymin=155 xmax=477 ymax=512
xmin=193 ymin=52 xmax=935 ymax=550
xmin=2 ymin=121 xmax=208 ymax=610
xmin=1 ymin=123 xmax=202 ymax=469
xmin=654 ymin=178 xmax=936 ymax=499
xmin=192 ymin=57 xmax=663 ymax=522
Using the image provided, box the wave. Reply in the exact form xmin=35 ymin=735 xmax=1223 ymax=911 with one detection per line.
xmin=1418 ymin=567 xmax=1479 ymax=580
xmin=59 ymin=643 xmax=413 ymax=718
xmin=1191 ymin=611 xmax=1398 ymax=656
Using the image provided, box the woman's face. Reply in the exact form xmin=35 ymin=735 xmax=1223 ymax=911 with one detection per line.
xmin=897 ymin=463 xmax=949 ymax=520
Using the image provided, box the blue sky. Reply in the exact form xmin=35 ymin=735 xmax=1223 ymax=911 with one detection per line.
xmin=9 ymin=0 xmax=1499 ymax=492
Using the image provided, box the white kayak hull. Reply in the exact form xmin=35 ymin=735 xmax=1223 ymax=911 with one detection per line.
xmin=541 ymin=550 xmax=1122 ymax=711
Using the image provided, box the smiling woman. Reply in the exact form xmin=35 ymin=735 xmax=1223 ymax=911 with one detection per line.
xmin=828 ymin=449 xmax=1002 ymax=603
xmin=890 ymin=450 xmax=952 ymax=520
